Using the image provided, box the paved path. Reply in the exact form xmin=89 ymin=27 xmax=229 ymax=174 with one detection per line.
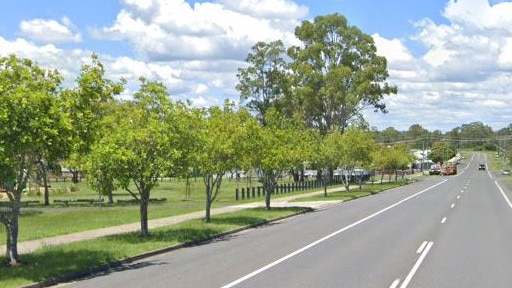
xmin=1 ymin=187 xmax=345 ymax=255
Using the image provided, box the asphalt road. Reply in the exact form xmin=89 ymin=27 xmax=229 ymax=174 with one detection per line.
xmin=62 ymin=153 xmax=512 ymax=288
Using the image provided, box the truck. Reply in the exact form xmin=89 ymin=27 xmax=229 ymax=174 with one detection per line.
xmin=443 ymin=162 xmax=457 ymax=175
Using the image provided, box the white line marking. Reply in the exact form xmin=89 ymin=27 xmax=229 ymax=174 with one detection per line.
xmin=416 ymin=241 xmax=427 ymax=254
xmin=220 ymin=181 xmax=447 ymax=288
xmin=495 ymin=181 xmax=512 ymax=212
xmin=457 ymin=195 xmax=460 ymax=199
xmin=390 ymin=279 xmax=401 ymax=288
xmin=400 ymin=242 xmax=434 ymax=288
xmin=441 ymin=217 xmax=447 ymax=224
xmin=451 ymin=203 xmax=455 ymax=208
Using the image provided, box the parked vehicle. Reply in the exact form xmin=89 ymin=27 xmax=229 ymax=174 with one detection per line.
xmin=429 ymin=165 xmax=442 ymax=175
xmin=503 ymin=169 xmax=510 ymax=175
xmin=443 ymin=162 xmax=457 ymax=175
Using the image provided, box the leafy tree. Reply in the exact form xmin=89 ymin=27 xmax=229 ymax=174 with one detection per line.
xmin=244 ymin=109 xmax=298 ymax=209
xmin=195 ymin=102 xmax=253 ymax=222
xmin=339 ymin=129 xmax=376 ymax=191
xmin=429 ymin=142 xmax=457 ymax=164
xmin=0 ymin=54 xmax=68 ymax=265
xmin=61 ymin=54 xmax=125 ymax=183
xmin=316 ymin=129 xmax=343 ymax=195
xmin=288 ymin=13 xmax=397 ymax=135
xmin=86 ymin=78 xmax=180 ymax=236
xmin=407 ymin=124 xmax=429 ymax=149
xmin=236 ymin=40 xmax=291 ymax=125
xmin=373 ymin=143 xmax=412 ymax=182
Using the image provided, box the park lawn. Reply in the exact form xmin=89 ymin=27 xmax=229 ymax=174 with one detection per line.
xmin=0 ymin=207 xmax=308 ymax=288
xmin=1 ymin=177 xmax=340 ymax=244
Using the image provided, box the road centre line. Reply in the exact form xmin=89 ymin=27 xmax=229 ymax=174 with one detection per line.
xmin=220 ymin=180 xmax=448 ymax=288
xmin=399 ymin=241 xmax=434 ymax=288
xmin=441 ymin=217 xmax=446 ymax=224
xmin=451 ymin=203 xmax=455 ymax=208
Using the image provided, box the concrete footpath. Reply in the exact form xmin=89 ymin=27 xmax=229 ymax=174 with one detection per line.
xmin=1 ymin=187 xmax=345 ymax=255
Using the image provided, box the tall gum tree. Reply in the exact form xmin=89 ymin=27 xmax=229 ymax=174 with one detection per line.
xmin=0 ymin=54 xmax=69 ymax=265
xmin=236 ymin=40 xmax=291 ymax=126
xmin=288 ymin=13 xmax=397 ymax=135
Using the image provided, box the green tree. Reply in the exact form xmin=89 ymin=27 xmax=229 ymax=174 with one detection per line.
xmin=288 ymin=13 xmax=397 ymax=135
xmin=317 ymin=129 xmax=343 ymax=195
xmin=62 ymin=54 xmax=125 ymax=183
xmin=339 ymin=129 xmax=376 ymax=191
xmin=0 ymin=54 xmax=69 ymax=265
xmin=236 ymin=40 xmax=291 ymax=125
xmin=86 ymin=78 xmax=181 ymax=236
xmin=195 ymin=102 xmax=253 ymax=222
xmin=373 ymin=143 xmax=412 ymax=182
xmin=245 ymin=109 xmax=297 ymax=209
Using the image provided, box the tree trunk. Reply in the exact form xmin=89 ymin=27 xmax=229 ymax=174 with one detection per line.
xmin=204 ymin=183 xmax=212 ymax=223
xmin=265 ymin=188 xmax=272 ymax=210
xmin=35 ymin=163 xmax=51 ymax=206
xmin=139 ymin=196 xmax=149 ymax=236
xmin=71 ymin=170 xmax=80 ymax=184
xmin=2 ymin=203 xmax=21 ymax=266
xmin=107 ymin=187 xmax=114 ymax=204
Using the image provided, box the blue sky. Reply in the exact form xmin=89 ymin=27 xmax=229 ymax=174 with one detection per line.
xmin=1 ymin=0 xmax=512 ymax=132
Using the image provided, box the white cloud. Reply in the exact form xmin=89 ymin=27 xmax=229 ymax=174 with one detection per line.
xmin=373 ymin=34 xmax=414 ymax=63
xmin=19 ymin=17 xmax=82 ymax=43
xmin=97 ymin=0 xmax=301 ymax=61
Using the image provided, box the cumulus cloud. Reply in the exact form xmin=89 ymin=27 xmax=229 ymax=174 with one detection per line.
xmin=19 ymin=17 xmax=82 ymax=43
xmin=365 ymin=0 xmax=512 ymax=131
xmin=96 ymin=0 xmax=302 ymax=61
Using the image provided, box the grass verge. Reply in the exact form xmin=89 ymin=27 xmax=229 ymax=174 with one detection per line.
xmin=0 ymin=207 xmax=308 ymax=288
xmin=292 ymin=180 xmax=412 ymax=202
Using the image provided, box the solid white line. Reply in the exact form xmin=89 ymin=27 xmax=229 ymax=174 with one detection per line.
xmin=416 ymin=241 xmax=427 ymax=254
xmin=220 ymin=181 xmax=447 ymax=288
xmin=399 ymin=242 xmax=434 ymax=288
xmin=390 ymin=278 xmax=401 ymax=288
xmin=441 ymin=217 xmax=447 ymax=224
xmin=495 ymin=181 xmax=512 ymax=212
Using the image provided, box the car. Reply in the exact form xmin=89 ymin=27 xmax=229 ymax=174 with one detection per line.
xmin=478 ymin=164 xmax=486 ymax=170
xmin=429 ymin=165 xmax=442 ymax=175
xmin=503 ymin=169 xmax=511 ymax=175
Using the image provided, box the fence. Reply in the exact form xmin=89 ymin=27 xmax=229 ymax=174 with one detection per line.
xmin=234 ymin=177 xmax=348 ymax=200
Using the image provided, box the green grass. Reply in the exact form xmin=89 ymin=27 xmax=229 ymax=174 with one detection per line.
xmin=0 ymin=207 xmax=308 ymax=288
xmin=292 ymin=181 xmax=411 ymax=202
xmin=1 ymin=177 xmax=341 ymax=244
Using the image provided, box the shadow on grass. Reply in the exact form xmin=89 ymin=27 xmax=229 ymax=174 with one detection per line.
xmin=0 ymin=249 xmax=119 ymax=287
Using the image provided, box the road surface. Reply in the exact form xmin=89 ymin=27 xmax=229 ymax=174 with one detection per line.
xmin=63 ymin=153 xmax=512 ymax=288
